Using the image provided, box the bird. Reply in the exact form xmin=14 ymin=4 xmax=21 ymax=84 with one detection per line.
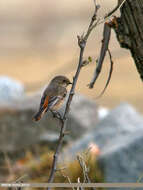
xmin=32 ymin=75 xmax=72 ymax=121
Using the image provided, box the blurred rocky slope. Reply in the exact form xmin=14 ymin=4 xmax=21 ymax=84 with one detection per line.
xmin=63 ymin=103 xmax=143 ymax=187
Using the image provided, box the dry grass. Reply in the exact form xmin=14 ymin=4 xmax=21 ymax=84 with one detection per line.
xmin=1 ymin=146 xmax=103 ymax=190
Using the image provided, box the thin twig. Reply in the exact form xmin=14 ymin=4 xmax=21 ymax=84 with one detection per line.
xmin=104 ymin=0 xmax=127 ymax=19
xmin=77 ymin=178 xmax=84 ymax=190
xmin=95 ymin=48 xmax=114 ymax=99
xmin=10 ymin=175 xmax=28 ymax=190
xmin=47 ymin=1 xmax=99 ymax=189
xmin=3 ymin=151 xmax=14 ymax=179
xmin=77 ymin=155 xmax=89 ymax=183
xmin=88 ymin=23 xmax=111 ymax=89
xmin=77 ymin=155 xmax=96 ymax=190
xmin=88 ymin=1 xmax=127 ymax=90
xmin=97 ymin=0 xmax=127 ymax=25
xmin=60 ymin=170 xmax=76 ymax=190
xmin=14 ymin=175 xmax=28 ymax=183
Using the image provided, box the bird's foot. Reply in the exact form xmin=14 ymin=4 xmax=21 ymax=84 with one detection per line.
xmin=50 ymin=110 xmax=62 ymax=120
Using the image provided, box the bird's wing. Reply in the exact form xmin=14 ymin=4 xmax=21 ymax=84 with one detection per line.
xmin=39 ymin=86 xmax=67 ymax=111
xmin=48 ymin=88 xmax=67 ymax=110
xmin=47 ymin=95 xmax=63 ymax=109
xmin=40 ymin=94 xmax=49 ymax=110
xmin=39 ymin=94 xmax=65 ymax=111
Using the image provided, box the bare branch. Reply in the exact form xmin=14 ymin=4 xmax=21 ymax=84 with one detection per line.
xmin=95 ymin=48 xmax=114 ymax=99
xmin=77 ymin=155 xmax=96 ymax=190
xmin=88 ymin=23 xmax=111 ymax=89
xmin=14 ymin=175 xmax=28 ymax=183
xmin=60 ymin=171 xmax=76 ymax=190
xmin=97 ymin=0 xmax=127 ymax=25
xmin=87 ymin=0 xmax=99 ymax=30
xmin=77 ymin=155 xmax=89 ymax=183
xmin=47 ymin=1 xmax=100 ymax=189
xmin=104 ymin=0 xmax=127 ymax=19
xmin=77 ymin=177 xmax=84 ymax=190
xmin=3 ymin=151 xmax=14 ymax=178
xmin=9 ymin=175 xmax=28 ymax=190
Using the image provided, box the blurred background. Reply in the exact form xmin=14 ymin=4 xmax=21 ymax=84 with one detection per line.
xmin=0 ymin=0 xmax=142 ymax=112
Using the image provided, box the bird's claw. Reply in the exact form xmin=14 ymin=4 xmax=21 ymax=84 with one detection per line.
xmin=50 ymin=110 xmax=62 ymax=120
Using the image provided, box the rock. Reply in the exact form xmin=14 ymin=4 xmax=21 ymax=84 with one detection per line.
xmin=65 ymin=93 xmax=99 ymax=131
xmin=97 ymin=106 xmax=109 ymax=119
xmin=98 ymin=132 xmax=143 ymax=184
xmin=63 ymin=103 xmax=143 ymax=156
xmin=62 ymin=103 xmax=143 ymax=185
xmin=0 ymin=76 xmax=25 ymax=103
xmin=0 ymin=93 xmax=98 ymax=152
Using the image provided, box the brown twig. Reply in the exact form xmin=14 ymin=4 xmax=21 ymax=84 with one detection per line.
xmin=9 ymin=175 xmax=28 ymax=190
xmin=77 ymin=177 xmax=84 ymax=190
xmin=88 ymin=23 xmax=111 ymax=89
xmin=97 ymin=0 xmax=127 ymax=25
xmin=77 ymin=155 xmax=96 ymax=190
xmin=95 ymin=48 xmax=114 ymax=99
xmin=104 ymin=0 xmax=126 ymax=19
xmin=47 ymin=1 xmax=99 ymax=189
xmin=60 ymin=170 xmax=76 ymax=190
xmin=88 ymin=1 xmax=127 ymax=92
xmin=77 ymin=155 xmax=90 ymax=183
xmin=3 ymin=151 xmax=14 ymax=179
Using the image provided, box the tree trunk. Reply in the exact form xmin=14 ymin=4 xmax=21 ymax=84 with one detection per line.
xmin=113 ymin=0 xmax=143 ymax=81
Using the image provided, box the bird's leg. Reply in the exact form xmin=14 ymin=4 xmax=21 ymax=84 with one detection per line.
xmin=50 ymin=110 xmax=62 ymax=120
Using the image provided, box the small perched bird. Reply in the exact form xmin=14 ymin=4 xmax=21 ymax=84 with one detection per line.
xmin=32 ymin=75 xmax=72 ymax=121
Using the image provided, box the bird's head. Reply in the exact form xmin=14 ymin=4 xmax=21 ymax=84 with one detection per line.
xmin=51 ymin=75 xmax=72 ymax=87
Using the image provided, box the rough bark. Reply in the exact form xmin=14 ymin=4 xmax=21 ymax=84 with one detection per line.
xmin=114 ymin=0 xmax=143 ymax=81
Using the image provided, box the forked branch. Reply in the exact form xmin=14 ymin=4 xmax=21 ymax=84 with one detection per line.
xmin=88 ymin=23 xmax=111 ymax=89
xmin=47 ymin=0 xmax=125 ymax=188
xmin=47 ymin=1 xmax=100 ymax=189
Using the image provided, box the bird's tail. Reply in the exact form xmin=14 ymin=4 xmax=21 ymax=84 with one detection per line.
xmin=32 ymin=108 xmax=45 ymax=121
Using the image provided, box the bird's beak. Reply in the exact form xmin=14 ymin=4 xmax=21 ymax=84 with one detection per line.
xmin=69 ymin=81 xmax=72 ymax=85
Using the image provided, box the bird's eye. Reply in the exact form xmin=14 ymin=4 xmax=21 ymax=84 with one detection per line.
xmin=63 ymin=80 xmax=66 ymax=83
